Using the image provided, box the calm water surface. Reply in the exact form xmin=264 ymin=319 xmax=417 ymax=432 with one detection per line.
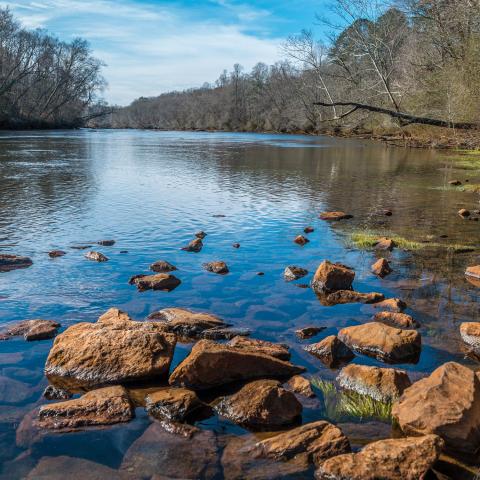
xmin=0 ymin=130 xmax=479 ymax=478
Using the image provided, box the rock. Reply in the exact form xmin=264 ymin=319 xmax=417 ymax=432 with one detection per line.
xmin=45 ymin=309 xmax=176 ymax=388
xmin=371 ymin=297 xmax=407 ymax=312
xmin=337 ymin=364 xmax=411 ymax=402
xmin=232 ymin=243 xmax=240 ymax=248
xmin=84 ymin=251 xmax=108 ymax=262
xmin=371 ymin=258 xmax=392 ymax=277
xmin=465 ymin=265 xmax=480 ymax=280
xmin=195 ymin=231 xmax=207 ymax=239
xmin=0 ymin=254 xmax=33 ymax=272
xmin=37 ymin=386 xmax=133 ymax=430
xmin=201 ymin=327 xmax=251 ymax=340
xmin=120 ymin=250 xmax=128 ymax=254
xmin=257 ymin=271 xmax=265 ymax=276
xmin=150 ymin=260 xmax=177 ymax=273
xmin=373 ymin=311 xmax=419 ymax=329
xmin=43 ymin=385 xmax=72 ymax=401
xmin=460 ymin=322 xmax=480 ymax=349
xmin=0 ymin=319 xmax=60 ymax=341
xmin=0 ymin=375 xmax=33 ymax=403
xmin=311 ymin=261 xmax=355 ymax=293
xmin=392 ymin=362 xmax=480 ymax=454
xmin=70 ymin=244 xmax=92 ymax=250
xmin=48 ymin=250 xmax=66 ymax=258
xmin=227 ymin=336 xmax=290 ymax=361
xmin=254 ymin=420 xmax=350 ymax=466
xmin=215 ymin=379 xmax=302 ymax=428
xmin=145 ymin=387 xmax=206 ymax=422
xmin=284 ymin=266 xmax=308 ymax=281
xmin=320 ymin=290 xmax=384 ymax=306
xmin=458 ymin=208 xmax=471 ymax=218
xmin=203 ymin=261 xmax=229 ymax=274
xmin=319 ymin=211 xmax=353 ymax=221
xmin=383 ymin=209 xmax=393 ymax=216
xmin=169 ymin=339 xmax=305 ymax=390
xmin=316 ymin=434 xmax=444 ymax=480
xmin=375 ymin=237 xmax=395 ymax=251
xmin=338 ymin=322 xmax=421 ymax=364
xmin=97 ymin=240 xmax=115 ymax=246
xmin=287 ymin=375 xmax=315 ymax=397
xmin=129 ymin=273 xmax=181 ymax=292
xmin=295 ymin=326 xmax=325 ymax=339
xmin=294 ymin=235 xmax=309 ymax=245
xmin=181 ymin=238 xmax=203 ymax=252
xmin=304 ymin=336 xmax=355 ymax=368
xmin=449 ymin=179 xmax=462 ymax=186
xmin=304 ymin=226 xmax=315 ymax=233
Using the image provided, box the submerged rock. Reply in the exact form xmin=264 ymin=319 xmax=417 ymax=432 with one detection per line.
xmin=43 ymin=385 xmax=72 ymax=401
xmin=460 ymin=322 xmax=480 ymax=350
xmin=373 ymin=311 xmax=419 ymax=329
xmin=311 ymin=261 xmax=355 ymax=293
xmin=84 ymin=251 xmax=108 ymax=262
xmin=338 ymin=322 xmax=421 ymax=364
xmin=227 ymin=336 xmax=290 ymax=361
xmin=150 ymin=260 xmax=177 ymax=273
xmin=48 ymin=250 xmax=66 ymax=258
xmin=203 ymin=261 xmax=229 ymax=274
xmin=169 ymin=339 xmax=304 ymax=390
xmin=295 ymin=326 xmax=325 ymax=339
xmin=0 ymin=254 xmax=33 ymax=272
xmin=0 ymin=319 xmax=60 ymax=341
xmin=316 ymin=434 xmax=444 ymax=480
xmin=320 ymin=290 xmax=384 ymax=306
xmin=215 ymin=379 xmax=302 ymax=429
xmin=371 ymin=258 xmax=392 ymax=277
xmin=97 ymin=240 xmax=115 ymax=246
xmin=371 ymin=297 xmax=407 ymax=313
xmin=319 ymin=211 xmax=353 ymax=221
xmin=304 ymin=335 xmax=355 ymax=368
xmin=129 ymin=273 xmax=181 ymax=292
xmin=392 ymin=362 xmax=480 ymax=454
xmin=283 ymin=266 xmax=308 ymax=281
xmin=337 ymin=364 xmax=411 ymax=402
xmin=181 ymin=238 xmax=203 ymax=252
xmin=287 ymin=375 xmax=315 ymax=397
xmin=294 ymin=235 xmax=309 ymax=246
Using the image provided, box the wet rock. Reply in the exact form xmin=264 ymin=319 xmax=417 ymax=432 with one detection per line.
xmin=97 ymin=240 xmax=115 ymax=246
xmin=316 ymin=434 xmax=444 ymax=480
xmin=460 ymin=322 xmax=480 ymax=349
xmin=311 ymin=260 xmax=355 ymax=293
xmin=319 ymin=211 xmax=353 ymax=221
xmin=375 ymin=237 xmax=395 ymax=251
xmin=227 ymin=336 xmax=290 ymax=361
xmin=254 ymin=420 xmax=350 ymax=466
xmin=392 ymin=362 xmax=480 ymax=454
xmin=232 ymin=243 xmax=240 ymax=248
xmin=295 ymin=326 xmax=325 ymax=339
xmin=449 ymin=179 xmax=462 ymax=186
xmin=129 ymin=273 xmax=181 ymax=292
xmin=373 ymin=311 xmax=419 ymax=329
xmin=120 ymin=250 xmax=128 ymax=254
xmin=371 ymin=297 xmax=407 ymax=312
xmin=0 ymin=319 xmax=60 ymax=341
xmin=294 ymin=235 xmax=309 ymax=245
xmin=215 ymin=379 xmax=302 ymax=428
xmin=150 ymin=260 xmax=177 ymax=273
xmin=195 ymin=231 xmax=207 ymax=239
xmin=37 ymin=386 xmax=133 ymax=430
xmin=181 ymin=238 xmax=203 ymax=252
xmin=45 ymin=309 xmax=176 ymax=388
xmin=169 ymin=339 xmax=305 ymax=390
xmin=283 ymin=266 xmax=308 ymax=281
xmin=287 ymin=375 xmax=315 ymax=397
xmin=48 ymin=250 xmax=66 ymax=258
xmin=320 ymin=290 xmax=384 ymax=306
xmin=458 ymin=208 xmax=471 ymax=218
xmin=120 ymin=422 xmax=220 ymax=479
xmin=203 ymin=261 xmax=229 ymax=274
xmin=70 ymin=245 xmax=92 ymax=250
xmin=201 ymin=327 xmax=251 ymax=340
xmin=257 ymin=271 xmax=265 ymax=276
xmin=465 ymin=265 xmax=480 ymax=281
xmin=0 ymin=375 xmax=33 ymax=403
xmin=304 ymin=226 xmax=315 ymax=233
xmin=304 ymin=335 xmax=355 ymax=368
xmin=84 ymin=251 xmax=108 ymax=262
xmin=337 ymin=364 xmax=411 ymax=402
xmin=43 ymin=385 xmax=72 ymax=401
xmin=0 ymin=254 xmax=33 ymax=272
xmin=338 ymin=322 xmax=421 ymax=364
xmin=371 ymin=258 xmax=392 ymax=277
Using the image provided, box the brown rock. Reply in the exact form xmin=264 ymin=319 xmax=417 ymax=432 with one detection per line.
xmin=0 ymin=319 xmax=60 ymax=341
xmin=215 ymin=379 xmax=302 ymax=428
xmin=304 ymin=335 xmax=354 ymax=368
xmin=383 ymin=209 xmax=393 ymax=216
xmin=458 ymin=208 xmax=471 ymax=218
xmin=195 ymin=231 xmax=207 ymax=239
xmin=150 ymin=260 xmax=177 ymax=273
xmin=43 ymin=385 xmax=72 ymax=401
xmin=287 ymin=375 xmax=315 ymax=397
xmin=0 ymin=254 xmax=33 ymax=272
xmin=304 ymin=226 xmax=315 ymax=233
xmin=97 ymin=240 xmax=115 ymax=246
xmin=37 ymin=386 xmax=133 ymax=430
xmin=392 ymin=362 xmax=480 ymax=454
xmin=316 ymin=434 xmax=444 ymax=480
xmin=465 ymin=265 xmax=480 ymax=280
xmin=337 ymin=364 xmax=411 ymax=402
xmin=284 ymin=266 xmax=308 ymax=281
xmin=311 ymin=261 xmax=355 ymax=292
xmin=129 ymin=273 xmax=181 ymax=292
xmin=460 ymin=322 xmax=480 ymax=350
xmin=371 ymin=297 xmax=407 ymax=312
xmin=321 ymin=290 xmax=384 ymax=306
xmin=295 ymin=327 xmax=325 ymax=339
xmin=228 ymin=336 xmax=290 ymax=360
xmin=294 ymin=235 xmax=309 ymax=245
xmin=338 ymin=322 xmax=421 ymax=364
xmin=371 ymin=258 xmax=392 ymax=277
xmin=48 ymin=250 xmax=66 ymax=258
xmin=84 ymin=251 xmax=108 ymax=262
xmin=145 ymin=387 xmax=206 ymax=421
xmin=203 ymin=261 xmax=229 ymax=274
xmin=449 ymin=179 xmax=461 ymax=186
xmin=169 ymin=339 xmax=305 ymax=390
xmin=319 ymin=211 xmax=353 ymax=221
xmin=374 ymin=311 xmax=419 ymax=329
xmin=181 ymin=238 xmax=203 ymax=252
xmin=375 ymin=237 xmax=395 ymax=251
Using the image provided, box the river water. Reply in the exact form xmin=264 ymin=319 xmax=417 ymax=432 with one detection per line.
xmin=0 ymin=130 xmax=479 ymax=478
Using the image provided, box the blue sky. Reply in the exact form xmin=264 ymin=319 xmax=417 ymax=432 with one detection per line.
xmin=2 ymin=0 xmax=330 ymax=105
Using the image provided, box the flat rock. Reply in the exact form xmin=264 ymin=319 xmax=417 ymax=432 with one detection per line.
xmin=371 ymin=258 xmax=392 ymax=277
xmin=320 ymin=290 xmax=384 ymax=306
xmin=287 ymin=375 xmax=315 ymax=397
xmin=371 ymin=297 xmax=407 ymax=312
xmin=84 ymin=251 xmax=109 ymax=262
xmin=37 ymin=386 xmax=133 ymax=430
xmin=338 ymin=322 xmax=421 ymax=364
xmin=0 ymin=254 xmax=33 ymax=272
xmin=316 ymin=434 xmax=444 ymax=480
xmin=460 ymin=322 xmax=480 ymax=349
xmin=0 ymin=319 xmax=60 ymax=341
xmin=203 ymin=261 xmax=229 ymax=274
xmin=169 ymin=339 xmax=305 ymax=390
xmin=48 ymin=250 xmax=66 ymax=258
xmin=319 ymin=211 xmax=352 ymax=221
xmin=97 ymin=240 xmax=115 ymax=246
xmin=181 ymin=238 xmax=203 ymax=252
xmin=201 ymin=327 xmax=251 ymax=340
xmin=295 ymin=326 xmax=325 ymax=339
xmin=374 ymin=311 xmax=419 ymax=329
xmin=304 ymin=335 xmax=355 ymax=368
xmin=392 ymin=361 xmax=480 ymax=453
xmin=337 ymin=364 xmax=411 ymax=402
xmin=311 ymin=261 xmax=355 ymax=293
xmin=150 ymin=260 xmax=177 ymax=273
xmin=294 ymin=235 xmax=309 ymax=245
xmin=375 ymin=237 xmax=395 ymax=251
xmin=227 ymin=336 xmax=290 ymax=361
xmin=129 ymin=273 xmax=181 ymax=292
xmin=215 ymin=379 xmax=302 ymax=428
xmin=284 ymin=266 xmax=308 ymax=281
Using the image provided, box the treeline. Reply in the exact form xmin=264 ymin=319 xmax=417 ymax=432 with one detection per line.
xmin=96 ymin=0 xmax=480 ymax=135
xmin=0 ymin=9 xmax=105 ymax=129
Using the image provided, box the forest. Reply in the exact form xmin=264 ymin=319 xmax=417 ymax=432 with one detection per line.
xmin=95 ymin=0 xmax=480 ymax=143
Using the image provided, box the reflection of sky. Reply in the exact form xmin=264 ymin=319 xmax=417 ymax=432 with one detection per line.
xmin=2 ymin=0 xmax=331 ymax=105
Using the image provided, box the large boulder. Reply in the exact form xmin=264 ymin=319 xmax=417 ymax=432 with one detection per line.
xmin=460 ymin=322 xmax=480 ymax=350
xmin=311 ymin=261 xmax=355 ymax=293
xmin=316 ymin=434 xmax=444 ymax=480
xmin=227 ymin=336 xmax=290 ymax=361
xmin=45 ymin=309 xmax=176 ymax=388
xmin=215 ymin=379 xmax=302 ymax=428
xmin=392 ymin=362 xmax=480 ymax=454
xmin=0 ymin=319 xmax=60 ymax=341
xmin=338 ymin=322 xmax=421 ymax=364
xmin=0 ymin=254 xmax=33 ymax=272
xmin=304 ymin=335 xmax=354 ymax=368
xmin=129 ymin=273 xmax=181 ymax=292
xmin=337 ymin=364 xmax=411 ymax=402
xmin=169 ymin=339 xmax=304 ymax=390
xmin=373 ymin=311 xmax=418 ymax=329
